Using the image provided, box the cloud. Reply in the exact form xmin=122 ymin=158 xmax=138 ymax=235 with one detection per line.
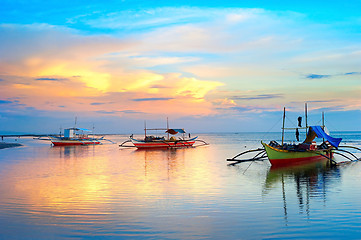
xmin=305 ymin=72 xmax=361 ymax=79
xmin=120 ymin=110 xmax=144 ymax=114
xmin=95 ymin=110 xmax=118 ymax=114
xmin=231 ymin=94 xmax=284 ymax=101
xmin=217 ymin=105 xmax=276 ymax=114
xmin=96 ymin=110 xmax=144 ymax=114
xmin=0 ymin=100 xmax=13 ymax=104
xmin=306 ymin=74 xmax=331 ymax=79
xmin=344 ymin=72 xmax=361 ymax=75
xmin=132 ymin=97 xmax=174 ymax=102
xmin=306 ymin=100 xmax=338 ymax=103
xmin=150 ymin=84 xmax=169 ymax=88
xmin=1 ymin=7 xmax=361 ymax=123
xmin=35 ymin=77 xmax=65 ymax=81
xmin=91 ymin=102 xmax=106 ymax=105
xmin=317 ymin=105 xmax=348 ymax=112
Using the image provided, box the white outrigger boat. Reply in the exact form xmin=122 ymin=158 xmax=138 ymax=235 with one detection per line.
xmin=49 ymin=127 xmax=104 ymax=146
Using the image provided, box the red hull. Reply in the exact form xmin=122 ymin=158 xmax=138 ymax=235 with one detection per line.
xmin=52 ymin=141 xmax=101 ymax=146
xmin=133 ymin=141 xmax=195 ymax=149
xmin=270 ymin=155 xmax=329 ymax=168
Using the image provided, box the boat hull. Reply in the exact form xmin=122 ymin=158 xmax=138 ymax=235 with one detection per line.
xmin=262 ymin=142 xmax=332 ymax=167
xmin=50 ymin=137 xmax=101 ymax=146
xmin=131 ymin=137 xmax=197 ymax=149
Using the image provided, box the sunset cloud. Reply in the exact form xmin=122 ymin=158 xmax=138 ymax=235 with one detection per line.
xmin=1 ymin=5 xmax=361 ymax=132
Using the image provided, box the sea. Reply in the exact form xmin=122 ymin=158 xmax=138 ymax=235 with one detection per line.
xmin=1 ymin=132 xmax=361 ymax=239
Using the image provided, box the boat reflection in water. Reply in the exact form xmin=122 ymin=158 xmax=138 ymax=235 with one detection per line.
xmin=263 ymin=160 xmax=341 ymax=224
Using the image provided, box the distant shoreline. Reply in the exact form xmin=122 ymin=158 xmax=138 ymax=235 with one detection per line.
xmin=0 ymin=142 xmax=23 ymax=149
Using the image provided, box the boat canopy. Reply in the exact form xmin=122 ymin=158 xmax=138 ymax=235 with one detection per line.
xmin=165 ymin=129 xmax=186 ymax=135
xmin=66 ymin=127 xmax=91 ymax=131
xmin=304 ymin=126 xmax=342 ymax=147
xmin=76 ymin=128 xmax=91 ymax=131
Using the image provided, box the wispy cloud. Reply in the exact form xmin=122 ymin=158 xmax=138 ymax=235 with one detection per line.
xmin=344 ymin=72 xmax=361 ymax=75
xmin=35 ymin=77 xmax=66 ymax=81
xmin=306 ymin=72 xmax=361 ymax=79
xmin=132 ymin=97 xmax=174 ymax=102
xmin=231 ymin=94 xmax=284 ymax=101
xmin=96 ymin=110 xmax=144 ymax=114
xmin=306 ymin=74 xmax=330 ymax=79
xmin=0 ymin=100 xmax=13 ymax=104
xmin=150 ymin=84 xmax=169 ymax=88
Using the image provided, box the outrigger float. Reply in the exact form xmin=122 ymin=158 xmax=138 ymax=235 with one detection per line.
xmin=228 ymin=104 xmax=361 ymax=167
xmin=120 ymin=119 xmax=208 ymax=149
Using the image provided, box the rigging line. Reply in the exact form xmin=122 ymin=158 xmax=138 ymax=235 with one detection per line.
xmin=243 ymin=160 xmax=254 ymax=174
xmin=259 ymin=116 xmax=283 ymax=142
xmin=285 ymin=114 xmax=298 ymax=128
xmin=243 ymin=116 xmax=283 ymax=157
xmin=240 ymin=116 xmax=284 ymax=153
xmin=323 ymin=119 xmax=342 ymax=133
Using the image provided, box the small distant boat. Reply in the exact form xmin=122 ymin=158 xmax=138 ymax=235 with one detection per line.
xmin=49 ymin=128 xmax=103 ymax=146
xmin=120 ymin=119 xmax=208 ymax=149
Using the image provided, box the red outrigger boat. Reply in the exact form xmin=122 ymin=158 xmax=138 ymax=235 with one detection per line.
xmin=120 ymin=120 xmax=207 ymax=149
xmin=130 ymin=131 xmax=198 ymax=149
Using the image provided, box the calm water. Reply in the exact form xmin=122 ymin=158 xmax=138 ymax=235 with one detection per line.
xmin=1 ymin=132 xmax=361 ymax=239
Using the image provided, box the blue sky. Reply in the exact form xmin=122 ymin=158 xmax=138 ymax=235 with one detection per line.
xmin=1 ymin=0 xmax=361 ymax=134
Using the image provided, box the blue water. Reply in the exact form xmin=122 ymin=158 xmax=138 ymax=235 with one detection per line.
xmin=0 ymin=132 xmax=361 ymax=239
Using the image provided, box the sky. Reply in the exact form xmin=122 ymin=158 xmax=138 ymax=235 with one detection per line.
xmin=1 ymin=0 xmax=361 ymax=134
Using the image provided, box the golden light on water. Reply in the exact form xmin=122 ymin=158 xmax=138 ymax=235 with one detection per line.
xmin=2 ymin=144 xmax=221 ymax=220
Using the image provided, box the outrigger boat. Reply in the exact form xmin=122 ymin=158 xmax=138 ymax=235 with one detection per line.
xmin=49 ymin=127 xmax=103 ymax=146
xmin=120 ymin=119 xmax=208 ymax=149
xmin=228 ymin=104 xmax=361 ymax=167
xmin=261 ymin=125 xmax=340 ymax=167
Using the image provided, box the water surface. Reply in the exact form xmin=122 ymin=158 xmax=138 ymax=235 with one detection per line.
xmin=1 ymin=133 xmax=361 ymax=239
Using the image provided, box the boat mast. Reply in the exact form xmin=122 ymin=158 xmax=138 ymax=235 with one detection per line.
xmin=144 ymin=121 xmax=147 ymax=139
xmin=322 ymin=111 xmax=325 ymax=142
xmin=305 ymin=103 xmax=308 ymax=135
xmin=167 ymin=117 xmax=169 ymax=140
xmin=282 ymin=107 xmax=286 ymax=145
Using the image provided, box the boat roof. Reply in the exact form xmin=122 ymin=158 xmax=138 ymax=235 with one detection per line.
xmin=166 ymin=129 xmax=186 ymax=134
xmin=145 ymin=128 xmax=186 ymax=134
xmin=65 ymin=127 xmax=91 ymax=131
xmin=305 ymin=126 xmax=342 ymax=147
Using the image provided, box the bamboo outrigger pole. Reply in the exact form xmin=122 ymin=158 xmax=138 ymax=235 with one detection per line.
xmin=281 ymin=107 xmax=286 ymax=145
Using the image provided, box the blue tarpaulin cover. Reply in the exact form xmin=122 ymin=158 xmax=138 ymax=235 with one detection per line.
xmin=310 ymin=126 xmax=342 ymax=147
xmin=75 ymin=128 xmax=91 ymax=131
